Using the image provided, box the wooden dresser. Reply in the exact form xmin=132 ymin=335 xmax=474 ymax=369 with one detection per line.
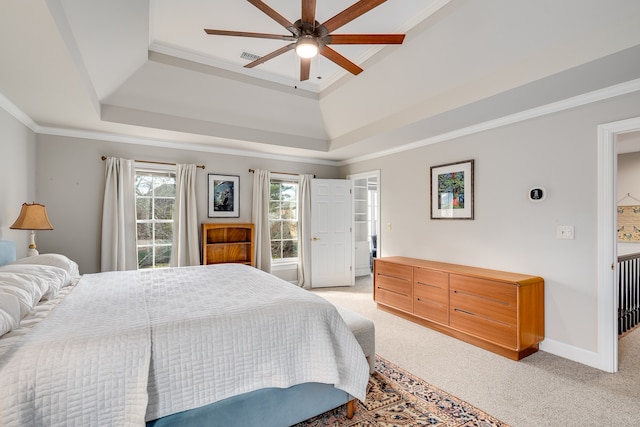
xmin=374 ymin=256 xmax=544 ymax=360
xmin=202 ymin=223 xmax=255 ymax=266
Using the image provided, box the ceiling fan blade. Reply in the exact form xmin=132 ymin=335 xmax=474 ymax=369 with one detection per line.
xmin=244 ymin=43 xmax=296 ymax=68
xmin=320 ymin=46 xmax=363 ymax=75
xmin=301 ymin=0 xmax=316 ymax=25
xmin=300 ymin=57 xmax=311 ymax=81
xmin=204 ymin=29 xmax=296 ymax=41
xmin=327 ymin=34 xmax=405 ymax=44
xmin=247 ymin=0 xmax=297 ymax=34
xmin=321 ymin=0 xmax=387 ymax=33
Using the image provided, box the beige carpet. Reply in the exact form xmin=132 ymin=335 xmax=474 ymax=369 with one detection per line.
xmin=297 ymin=355 xmax=509 ymax=426
xmin=311 ymin=275 xmax=640 ymax=427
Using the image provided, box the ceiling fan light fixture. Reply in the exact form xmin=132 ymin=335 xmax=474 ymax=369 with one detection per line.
xmin=295 ymin=35 xmax=319 ymax=58
xmin=204 ymin=0 xmax=406 ymax=80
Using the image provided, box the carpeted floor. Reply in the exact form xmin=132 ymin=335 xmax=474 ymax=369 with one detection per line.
xmin=296 ymin=355 xmax=509 ymax=427
xmin=310 ymin=275 xmax=640 ymax=426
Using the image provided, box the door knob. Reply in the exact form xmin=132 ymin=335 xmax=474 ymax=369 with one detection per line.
xmin=312 ymin=237 xmax=319 ymax=241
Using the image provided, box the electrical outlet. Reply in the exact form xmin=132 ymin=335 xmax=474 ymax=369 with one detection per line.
xmin=557 ymin=225 xmax=575 ymax=240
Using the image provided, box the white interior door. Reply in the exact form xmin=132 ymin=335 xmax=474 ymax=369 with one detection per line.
xmin=311 ymin=179 xmax=353 ymax=287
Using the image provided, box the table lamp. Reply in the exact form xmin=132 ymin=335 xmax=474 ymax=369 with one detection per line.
xmin=10 ymin=202 xmax=54 ymax=257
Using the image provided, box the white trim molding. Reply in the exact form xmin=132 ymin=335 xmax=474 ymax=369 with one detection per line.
xmin=2 ymin=78 xmax=640 ymax=169
xmin=539 ymin=339 xmax=599 ymax=369
xmin=342 ymin=78 xmax=640 ymax=166
xmin=597 ymin=116 xmax=640 ymax=373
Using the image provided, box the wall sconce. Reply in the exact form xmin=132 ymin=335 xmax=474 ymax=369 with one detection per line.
xmin=10 ymin=202 xmax=54 ymax=257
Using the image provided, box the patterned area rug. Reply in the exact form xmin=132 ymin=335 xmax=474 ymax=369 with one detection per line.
xmin=296 ymin=355 xmax=510 ymax=426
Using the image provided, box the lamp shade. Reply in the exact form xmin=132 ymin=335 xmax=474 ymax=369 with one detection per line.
xmin=10 ymin=203 xmax=54 ymax=230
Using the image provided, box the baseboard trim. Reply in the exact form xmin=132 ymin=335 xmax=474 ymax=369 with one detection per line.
xmin=539 ymin=338 xmax=599 ymax=369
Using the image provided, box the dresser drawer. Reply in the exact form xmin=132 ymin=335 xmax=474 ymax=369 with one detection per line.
xmin=450 ymin=275 xmax=516 ymax=321
xmin=414 ymin=267 xmax=448 ymax=288
xmin=450 ymin=306 xmax=517 ymax=349
xmin=375 ymin=260 xmax=412 ymax=280
xmin=375 ymin=287 xmax=413 ymax=313
xmin=450 ymin=274 xmax=517 ymax=348
xmin=414 ymin=282 xmax=449 ymax=324
xmin=374 ymin=260 xmax=412 ymax=312
xmin=413 ymin=268 xmax=449 ymax=325
xmin=375 ymin=261 xmax=412 ymax=295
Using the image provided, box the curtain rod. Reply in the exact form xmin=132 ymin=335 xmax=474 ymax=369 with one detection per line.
xmin=248 ymin=168 xmax=314 ymax=178
xmin=101 ymin=156 xmax=204 ymax=169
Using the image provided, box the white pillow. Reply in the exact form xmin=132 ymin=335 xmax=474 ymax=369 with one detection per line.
xmin=0 ymin=264 xmax=72 ymax=299
xmin=0 ymin=271 xmax=49 ymax=317
xmin=0 ymin=281 xmax=39 ymax=319
xmin=0 ymin=293 xmax=21 ymax=336
xmin=10 ymin=254 xmax=80 ymax=282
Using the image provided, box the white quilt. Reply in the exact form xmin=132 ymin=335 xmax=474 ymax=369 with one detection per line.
xmin=0 ymin=269 xmax=151 ymax=426
xmin=0 ymin=264 xmax=369 ymax=425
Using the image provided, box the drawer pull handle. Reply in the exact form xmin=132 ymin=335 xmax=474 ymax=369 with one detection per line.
xmin=453 ymin=290 xmax=510 ymax=306
xmin=416 ymin=297 xmax=443 ymax=308
xmin=377 ymin=273 xmax=410 ymax=282
xmin=416 ymin=281 xmax=443 ymax=289
xmin=453 ymin=308 xmax=512 ymax=327
xmin=376 ymin=286 xmax=409 ymax=298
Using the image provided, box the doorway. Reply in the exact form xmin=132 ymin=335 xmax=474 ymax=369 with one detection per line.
xmin=310 ymin=179 xmax=353 ymax=288
xmin=348 ymin=170 xmax=381 ymax=278
xmin=597 ymin=116 xmax=640 ymax=373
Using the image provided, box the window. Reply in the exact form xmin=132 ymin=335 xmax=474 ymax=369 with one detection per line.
xmin=135 ymin=169 xmax=176 ymax=269
xmin=269 ymin=179 xmax=298 ymax=261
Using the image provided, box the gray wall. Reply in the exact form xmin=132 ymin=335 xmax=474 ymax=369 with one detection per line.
xmin=34 ymin=135 xmax=340 ymax=274
xmin=0 ymin=107 xmax=36 ymax=258
xmin=4 ymin=89 xmax=640 ymax=368
xmin=340 ymin=91 xmax=640 ymax=357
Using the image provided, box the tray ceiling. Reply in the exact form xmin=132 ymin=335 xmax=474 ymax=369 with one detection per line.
xmin=1 ymin=1 xmax=639 ymax=162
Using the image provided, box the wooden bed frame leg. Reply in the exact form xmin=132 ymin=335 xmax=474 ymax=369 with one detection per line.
xmin=346 ymin=399 xmax=355 ymax=419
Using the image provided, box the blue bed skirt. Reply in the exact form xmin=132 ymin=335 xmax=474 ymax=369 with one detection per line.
xmin=146 ymin=382 xmax=350 ymax=427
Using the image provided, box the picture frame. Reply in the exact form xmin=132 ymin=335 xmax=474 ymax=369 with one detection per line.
xmin=617 ymin=205 xmax=640 ymax=242
xmin=430 ymin=159 xmax=474 ymax=220
xmin=208 ymin=174 xmax=239 ymax=218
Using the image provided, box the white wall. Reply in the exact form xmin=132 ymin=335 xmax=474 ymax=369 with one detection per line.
xmin=35 ymin=134 xmax=340 ymax=274
xmin=340 ymin=91 xmax=640 ymax=362
xmin=0 ymin=106 xmax=36 ymax=258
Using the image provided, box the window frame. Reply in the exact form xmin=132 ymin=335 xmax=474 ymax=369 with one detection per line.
xmin=269 ymin=174 xmax=300 ymax=264
xmin=134 ymin=164 xmax=177 ymax=269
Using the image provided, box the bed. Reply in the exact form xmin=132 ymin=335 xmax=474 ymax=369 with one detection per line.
xmin=0 ymin=240 xmax=369 ymax=426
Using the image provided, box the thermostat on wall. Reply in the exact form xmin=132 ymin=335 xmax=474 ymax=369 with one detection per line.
xmin=529 ymin=187 xmax=546 ymax=202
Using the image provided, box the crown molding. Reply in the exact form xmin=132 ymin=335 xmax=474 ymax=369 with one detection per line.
xmin=339 ymin=78 xmax=640 ymax=166
xmin=37 ymin=125 xmax=340 ymax=167
xmin=3 ymin=78 xmax=639 ymax=168
xmin=0 ymin=93 xmax=40 ymax=132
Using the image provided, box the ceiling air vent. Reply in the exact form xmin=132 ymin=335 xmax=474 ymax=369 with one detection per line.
xmin=240 ymin=51 xmax=261 ymax=61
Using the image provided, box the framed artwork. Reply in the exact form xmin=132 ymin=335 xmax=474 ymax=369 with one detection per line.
xmin=430 ymin=159 xmax=474 ymax=220
xmin=617 ymin=205 xmax=640 ymax=241
xmin=208 ymin=174 xmax=239 ymax=217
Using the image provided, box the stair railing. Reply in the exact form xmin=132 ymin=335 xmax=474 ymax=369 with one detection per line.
xmin=618 ymin=252 xmax=640 ymax=336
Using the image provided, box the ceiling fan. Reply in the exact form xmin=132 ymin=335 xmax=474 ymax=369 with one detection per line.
xmin=204 ymin=0 xmax=405 ymax=81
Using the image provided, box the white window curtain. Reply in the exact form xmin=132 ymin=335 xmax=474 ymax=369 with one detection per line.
xmin=297 ymin=174 xmax=313 ymax=288
xmin=101 ymin=157 xmax=137 ymax=271
xmin=170 ymin=163 xmax=200 ymax=267
xmin=251 ymin=169 xmax=271 ymax=273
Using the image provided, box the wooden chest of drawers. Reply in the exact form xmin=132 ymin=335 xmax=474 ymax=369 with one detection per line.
xmin=373 ymin=261 xmax=413 ymax=312
xmin=374 ymin=257 xmax=544 ymax=360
